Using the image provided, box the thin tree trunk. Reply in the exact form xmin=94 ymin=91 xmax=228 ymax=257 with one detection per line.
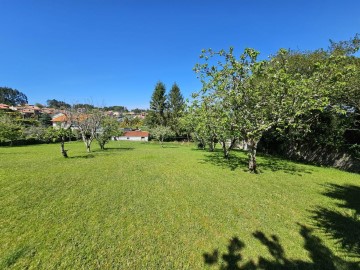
xmin=209 ymin=139 xmax=216 ymax=152
xmin=222 ymin=138 xmax=237 ymax=159
xmin=86 ymin=142 xmax=91 ymax=152
xmin=247 ymin=139 xmax=258 ymax=173
xmin=60 ymin=137 xmax=68 ymax=158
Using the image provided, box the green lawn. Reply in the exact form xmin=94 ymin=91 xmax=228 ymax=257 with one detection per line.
xmin=0 ymin=141 xmax=359 ymax=269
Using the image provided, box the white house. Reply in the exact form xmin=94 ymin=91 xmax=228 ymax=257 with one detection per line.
xmin=115 ymin=131 xmax=149 ymax=141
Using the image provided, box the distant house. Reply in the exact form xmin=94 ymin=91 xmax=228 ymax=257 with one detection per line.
xmin=0 ymin=103 xmax=10 ymax=110
xmin=51 ymin=113 xmax=71 ymax=129
xmin=115 ymin=131 xmax=149 ymax=141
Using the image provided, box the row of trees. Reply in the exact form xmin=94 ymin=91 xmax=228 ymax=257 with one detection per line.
xmin=184 ymin=35 xmax=360 ymax=172
xmin=146 ymin=82 xmax=185 ymax=137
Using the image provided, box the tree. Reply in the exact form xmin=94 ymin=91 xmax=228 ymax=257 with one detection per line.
xmin=73 ymin=109 xmax=102 ymax=152
xmin=39 ymin=113 xmax=52 ymax=127
xmin=0 ymin=87 xmax=28 ymax=106
xmin=95 ymin=116 xmax=121 ymax=150
xmin=167 ymin=83 xmax=185 ymax=136
xmin=147 ymin=81 xmax=168 ymax=127
xmin=193 ymin=45 xmax=354 ymax=172
xmin=150 ymin=125 xmax=174 ymax=147
xmin=0 ymin=113 xmax=22 ymax=145
xmin=54 ymin=112 xmax=73 ymax=157
xmin=46 ymin=99 xmax=71 ymax=109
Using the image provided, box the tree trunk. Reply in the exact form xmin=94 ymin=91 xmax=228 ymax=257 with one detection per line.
xmin=247 ymin=139 xmax=258 ymax=173
xmin=86 ymin=142 xmax=91 ymax=152
xmin=208 ymin=139 xmax=215 ymax=152
xmin=60 ymin=137 xmax=68 ymax=158
xmin=222 ymin=138 xmax=236 ymax=159
xmin=100 ymin=143 xmax=105 ymax=150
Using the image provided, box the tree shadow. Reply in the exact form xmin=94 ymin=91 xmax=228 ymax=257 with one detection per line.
xmin=69 ymin=154 xmax=95 ymax=159
xmin=200 ymin=151 xmax=313 ymax=175
xmin=258 ymin=156 xmax=313 ymax=175
xmin=92 ymin=147 xmax=135 ymax=153
xmin=312 ymin=184 xmax=360 ymax=257
xmin=203 ymin=224 xmax=359 ymax=270
xmin=200 ymin=152 xmax=247 ymax=171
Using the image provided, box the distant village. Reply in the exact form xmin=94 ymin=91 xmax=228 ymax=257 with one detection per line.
xmin=0 ymin=103 xmax=147 ymax=122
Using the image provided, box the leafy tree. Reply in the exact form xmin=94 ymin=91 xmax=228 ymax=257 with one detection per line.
xmin=35 ymin=103 xmax=44 ymax=108
xmin=95 ymin=116 xmax=121 ymax=150
xmin=0 ymin=113 xmax=22 ymax=145
xmin=103 ymin=105 xmax=128 ymax=112
xmin=73 ymin=103 xmax=95 ymax=110
xmin=23 ymin=126 xmax=46 ymax=141
xmin=193 ymin=45 xmax=355 ymax=172
xmin=150 ymin=125 xmax=174 ymax=147
xmin=0 ymin=87 xmax=28 ymax=106
xmin=147 ymin=81 xmax=168 ymax=127
xmin=167 ymin=83 xmax=185 ymax=136
xmin=46 ymin=99 xmax=71 ymax=109
xmin=39 ymin=113 xmax=53 ymax=127
xmin=131 ymin=108 xmax=146 ymax=114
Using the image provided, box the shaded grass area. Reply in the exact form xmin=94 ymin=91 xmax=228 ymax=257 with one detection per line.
xmin=0 ymin=141 xmax=359 ymax=269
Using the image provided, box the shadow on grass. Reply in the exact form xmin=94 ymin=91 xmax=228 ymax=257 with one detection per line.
xmin=1 ymin=246 xmax=36 ymax=268
xmin=92 ymin=147 xmax=135 ymax=152
xmin=69 ymin=154 xmax=96 ymax=159
xmin=312 ymin=184 xmax=360 ymax=257
xmin=200 ymin=150 xmax=313 ymax=175
xmin=203 ymin=224 xmax=359 ymax=270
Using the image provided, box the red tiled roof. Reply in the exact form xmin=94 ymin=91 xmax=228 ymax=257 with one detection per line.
xmin=124 ymin=131 xmax=149 ymax=137
xmin=52 ymin=115 xmax=68 ymax=122
xmin=0 ymin=104 xmax=9 ymax=109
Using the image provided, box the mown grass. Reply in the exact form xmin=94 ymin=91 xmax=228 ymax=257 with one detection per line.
xmin=0 ymin=141 xmax=359 ymax=269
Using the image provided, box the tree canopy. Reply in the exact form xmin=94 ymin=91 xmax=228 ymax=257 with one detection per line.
xmin=191 ymin=36 xmax=359 ymax=172
xmin=0 ymin=87 xmax=28 ymax=106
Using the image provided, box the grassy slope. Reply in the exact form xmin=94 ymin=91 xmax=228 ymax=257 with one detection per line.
xmin=0 ymin=141 xmax=359 ymax=269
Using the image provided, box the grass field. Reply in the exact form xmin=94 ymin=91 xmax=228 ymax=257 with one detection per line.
xmin=0 ymin=141 xmax=359 ymax=269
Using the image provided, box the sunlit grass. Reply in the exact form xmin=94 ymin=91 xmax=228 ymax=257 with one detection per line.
xmin=0 ymin=141 xmax=359 ymax=269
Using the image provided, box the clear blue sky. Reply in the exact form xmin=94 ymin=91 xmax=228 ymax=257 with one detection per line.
xmin=1 ymin=0 xmax=359 ymax=109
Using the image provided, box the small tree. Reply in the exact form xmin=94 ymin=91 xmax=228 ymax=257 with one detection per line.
xmin=95 ymin=116 xmax=121 ymax=150
xmin=150 ymin=125 xmax=174 ymax=147
xmin=73 ymin=109 xmax=102 ymax=153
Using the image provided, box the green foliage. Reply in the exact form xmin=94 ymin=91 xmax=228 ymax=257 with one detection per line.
xmin=146 ymin=81 xmax=168 ymax=127
xmin=192 ymin=37 xmax=360 ymax=172
xmin=95 ymin=116 xmax=121 ymax=150
xmin=46 ymin=99 xmax=71 ymax=109
xmin=150 ymin=125 xmax=174 ymax=146
xmin=0 ymin=113 xmax=23 ymax=144
xmin=0 ymin=87 xmax=28 ymax=106
xmin=102 ymin=105 xmax=128 ymax=112
xmin=167 ymin=83 xmax=185 ymax=136
xmin=39 ymin=113 xmax=52 ymax=127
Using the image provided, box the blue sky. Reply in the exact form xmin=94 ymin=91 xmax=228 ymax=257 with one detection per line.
xmin=0 ymin=0 xmax=359 ymax=109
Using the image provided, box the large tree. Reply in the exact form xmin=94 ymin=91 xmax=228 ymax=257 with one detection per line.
xmin=167 ymin=83 xmax=185 ymax=136
xmin=146 ymin=81 xmax=168 ymax=127
xmin=0 ymin=87 xmax=28 ymax=106
xmin=193 ymin=45 xmax=357 ymax=172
